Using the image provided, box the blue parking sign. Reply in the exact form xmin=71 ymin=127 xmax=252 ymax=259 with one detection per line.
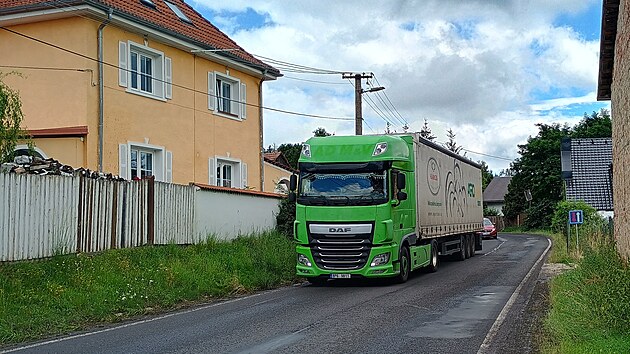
xmin=568 ymin=210 xmax=584 ymax=225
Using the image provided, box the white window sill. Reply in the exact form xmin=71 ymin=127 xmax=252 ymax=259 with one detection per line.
xmin=126 ymin=88 xmax=167 ymax=102
xmin=212 ymin=110 xmax=243 ymax=121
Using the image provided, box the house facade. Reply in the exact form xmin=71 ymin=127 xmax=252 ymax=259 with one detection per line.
xmin=598 ymin=0 xmax=630 ymax=258
xmin=482 ymin=176 xmax=511 ymax=216
xmin=0 ymin=0 xmax=280 ymax=190
xmin=263 ymin=152 xmax=296 ymax=194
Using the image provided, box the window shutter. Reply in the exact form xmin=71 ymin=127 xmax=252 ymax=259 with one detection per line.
xmin=119 ymin=144 xmax=128 ymax=179
xmin=241 ymin=162 xmax=248 ymax=188
xmin=166 ymin=151 xmax=173 ymax=183
xmin=207 ymin=72 xmax=215 ymax=110
xmin=118 ymin=41 xmax=128 ymax=87
xmin=208 ymin=158 xmax=216 ymax=185
xmin=240 ymin=83 xmax=247 ymax=119
xmin=165 ymin=57 xmax=172 ymax=99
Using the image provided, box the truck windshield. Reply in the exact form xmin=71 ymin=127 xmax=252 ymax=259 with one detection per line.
xmin=298 ymin=171 xmax=388 ymax=206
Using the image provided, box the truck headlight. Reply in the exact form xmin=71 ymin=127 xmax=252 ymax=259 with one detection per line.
xmin=370 ymin=252 xmax=390 ymax=267
xmin=298 ymin=254 xmax=312 ymax=267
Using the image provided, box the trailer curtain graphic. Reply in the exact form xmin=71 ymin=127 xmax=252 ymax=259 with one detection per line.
xmin=445 ymin=160 xmax=468 ymax=218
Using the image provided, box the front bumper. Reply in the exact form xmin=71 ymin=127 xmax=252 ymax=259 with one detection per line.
xmin=296 ymin=243 xmax=400 ymax=278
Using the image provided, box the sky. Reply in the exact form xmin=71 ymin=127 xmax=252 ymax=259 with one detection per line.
xmin=190 ymin=0 xmax=610 ymax=174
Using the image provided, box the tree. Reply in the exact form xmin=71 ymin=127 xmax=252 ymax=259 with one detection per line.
xmin=479 ymin=161 xmax=494 ymax=191
xmin=571 ymin=109 xmax=612 ymax=138
xmin=503 ymin=123 xmax=570 ymax=229
xmin=0 ymin=73 xmax=29 ymax=163
xmin=277 ymin=143 xmax=301 ymax=170
xmin=313 ymin=127 xmax=331 ymax=137
xmin=444 ymin=128 xmax=462 ymax=154
xmin=419 ymin=119 xmax=436 ymax=141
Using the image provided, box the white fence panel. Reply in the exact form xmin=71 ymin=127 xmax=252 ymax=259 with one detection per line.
xmin=154 ymin=182 xmax=195 ymax=244
xmin=2 ymin=173 xmax=283 ymax=262
xmin=194 ymin=186 xmax=282 ymax=241
xmin=0 ymin=173 xmax=78 ymax=261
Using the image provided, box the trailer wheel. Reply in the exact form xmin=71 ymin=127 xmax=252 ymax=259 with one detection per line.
xmin=464 ymin=235 xmax=471 ymax=259
xmin=455 ymin=235 xmax=466 ymax=261
xmin=396 ymin=246 xmax=410 ymax=283
xmin=424 ymin=240 xmax=439 ymax=273
xmin=469 ymin=234 xmax=476 ymax=257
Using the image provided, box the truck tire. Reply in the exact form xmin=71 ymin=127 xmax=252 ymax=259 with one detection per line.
xmin=469 ymin=234 xmax=476 ymax=257
xmin=424 ymin=240 xmax=439 ymax=273
xmin=464 ymin=235 xmax=471 ymax=259
xmin=455 ymin=235 xmax=466 ymax=261
xmin=396 ymin=246 xmax=411 ymax=283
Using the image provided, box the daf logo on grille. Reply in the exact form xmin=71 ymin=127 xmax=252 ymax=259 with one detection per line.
xmin=329 ymin=227 xmax=351 ymax=233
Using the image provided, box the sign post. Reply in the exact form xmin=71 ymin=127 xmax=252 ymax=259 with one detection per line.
xmin=568 ymin=210 xmax=584 ymax=250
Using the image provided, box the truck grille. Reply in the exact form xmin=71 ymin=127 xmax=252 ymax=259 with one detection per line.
xmin=308 ymin=223 xmax=374 ymax=270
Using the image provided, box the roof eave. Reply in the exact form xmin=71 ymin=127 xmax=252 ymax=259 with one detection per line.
xmin=597 ymin=0 xmax=620 ymax=101
xmin=0 ymin=1 xmax=281 ymax=80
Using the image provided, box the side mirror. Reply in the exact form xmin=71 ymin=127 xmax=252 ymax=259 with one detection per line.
xmin=397 ymin=191 xmax=408 ymax=201
xmin=289 ymin=174 xmax=297 ymax=191
xmin=397 ymin=173 xmax=406 ymax=189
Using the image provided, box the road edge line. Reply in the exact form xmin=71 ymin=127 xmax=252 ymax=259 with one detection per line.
xmin=1 ymin=288 xmax=283 ymax=353
xmin=477 ymin=236 xmax=552 ymax=354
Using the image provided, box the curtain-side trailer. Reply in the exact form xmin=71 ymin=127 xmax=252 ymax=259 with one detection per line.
xmin=289 ymin=133 xmax=483 ymax=284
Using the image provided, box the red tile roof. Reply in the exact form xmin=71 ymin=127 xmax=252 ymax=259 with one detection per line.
xmin=264 ymin=152 xmax=297 ymax=173
xmin=0 ymin=0 xmax=280 ymax=77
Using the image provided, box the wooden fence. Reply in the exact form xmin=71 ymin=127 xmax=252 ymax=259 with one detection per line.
xmin=1 ymin=173 xmax=279 ymax=262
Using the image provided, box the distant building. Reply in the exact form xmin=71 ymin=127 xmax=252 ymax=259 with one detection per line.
xmin=483 ymin=177 xmax=511 ymax=216
xmin=561 ymin=138 xmax=613 ymax=214
xmin=263 ymin=152 xmax=296 ymax=194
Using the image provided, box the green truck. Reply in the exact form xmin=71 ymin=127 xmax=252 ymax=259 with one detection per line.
xmin=288 ymin=133 xmax=483 ymax=283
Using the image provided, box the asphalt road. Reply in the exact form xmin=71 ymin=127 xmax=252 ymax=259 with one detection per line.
xmin=3 ymin=233 xmax=550 ymax=354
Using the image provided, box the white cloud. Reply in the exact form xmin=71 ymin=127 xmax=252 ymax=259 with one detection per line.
xmin=192 ymin=0 xmax=604 ymax=172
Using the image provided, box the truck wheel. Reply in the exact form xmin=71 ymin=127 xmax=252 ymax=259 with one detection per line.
xmin=396 ymin=246 xmax=410 ymax=283
xmin=455 ymin=235 xmax=466 ymax=261
xmin=464 ymin=235 xmax=471 ymax=259
xmin=424 ymin=240 xmax=439 ymax=273
xmin=469 ymin=234 xmax=476 ymax=257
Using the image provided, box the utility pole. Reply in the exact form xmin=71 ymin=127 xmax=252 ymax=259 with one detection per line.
xmin=342 ymin=72 xmax=373 ymax=135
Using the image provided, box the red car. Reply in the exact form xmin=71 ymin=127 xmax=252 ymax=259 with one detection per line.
xmin=481 ymin=218 xmax=498 ymax=239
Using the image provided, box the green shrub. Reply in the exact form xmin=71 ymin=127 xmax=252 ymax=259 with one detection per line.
xmin=275 ymin=197 xmax=295 ymax=238
xmin=551 ymin=200 xmax=603 ymax=235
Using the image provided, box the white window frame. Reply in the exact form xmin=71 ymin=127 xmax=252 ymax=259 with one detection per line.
xmin=120 ymin=41 xmax=170 ymax=101
xmin=208 ymin=156 xmax=247 ymax=188
xmin=208 ymin=71 xmax=246 ymax=120
xmin=119 ymin=142 xmax=171 ymax=182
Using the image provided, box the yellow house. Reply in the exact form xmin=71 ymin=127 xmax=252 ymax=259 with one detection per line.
xmin=0 ymin=0 xmax=280 ymax=190
xmin=263 ymin=152 xmax=296 ymax=194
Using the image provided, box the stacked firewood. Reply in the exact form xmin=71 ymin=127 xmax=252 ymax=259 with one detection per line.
xmin=1 ymin=156 xmax=125 ymax=180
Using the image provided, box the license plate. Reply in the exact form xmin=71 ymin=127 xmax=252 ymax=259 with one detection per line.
xmin=330 ymin=274 xmax=351 ymax=279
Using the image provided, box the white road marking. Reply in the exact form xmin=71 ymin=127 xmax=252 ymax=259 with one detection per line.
xmin=477 ymin=237 xmax=552 ymax=354
xmin=481 ymin=236 xmax=507 ymax=257
xmin=1 ymin=289 xmax=283 ymax=353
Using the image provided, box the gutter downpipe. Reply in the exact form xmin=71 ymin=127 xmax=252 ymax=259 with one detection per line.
xmin=98 ymin=8 xmax=113 ymax=172
xmin=259 ymin=70 xmax=267 ymax=191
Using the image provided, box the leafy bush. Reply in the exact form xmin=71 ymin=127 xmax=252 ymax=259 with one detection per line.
xmin=275 ymin=197 xmax=295 ymax=238
xmin=551 ymin=200 xmax=603 ymax=235
xmin=483 ymin=206 xmax=500 ymax=216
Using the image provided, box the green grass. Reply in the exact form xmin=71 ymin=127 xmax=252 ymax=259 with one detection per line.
xmin=542 ymin=230 xmax=630 ymax=353
xmin=0 ymin=232 xmax=297 ymax=345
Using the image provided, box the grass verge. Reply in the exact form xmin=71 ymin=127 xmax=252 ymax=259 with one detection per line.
xmin=0 ymin=231 xmax=297 ymax=345
xmin=542 ymin=230 xmax=630 ymax=353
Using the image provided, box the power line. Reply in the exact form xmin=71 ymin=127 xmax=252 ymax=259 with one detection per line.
xmin=0 ymin=26 xmax=353 ymax=121
xmin=282 ymin=75 xmax=349 ymax=85
xmin=373 ymin=74 xmax=408 ymax=126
